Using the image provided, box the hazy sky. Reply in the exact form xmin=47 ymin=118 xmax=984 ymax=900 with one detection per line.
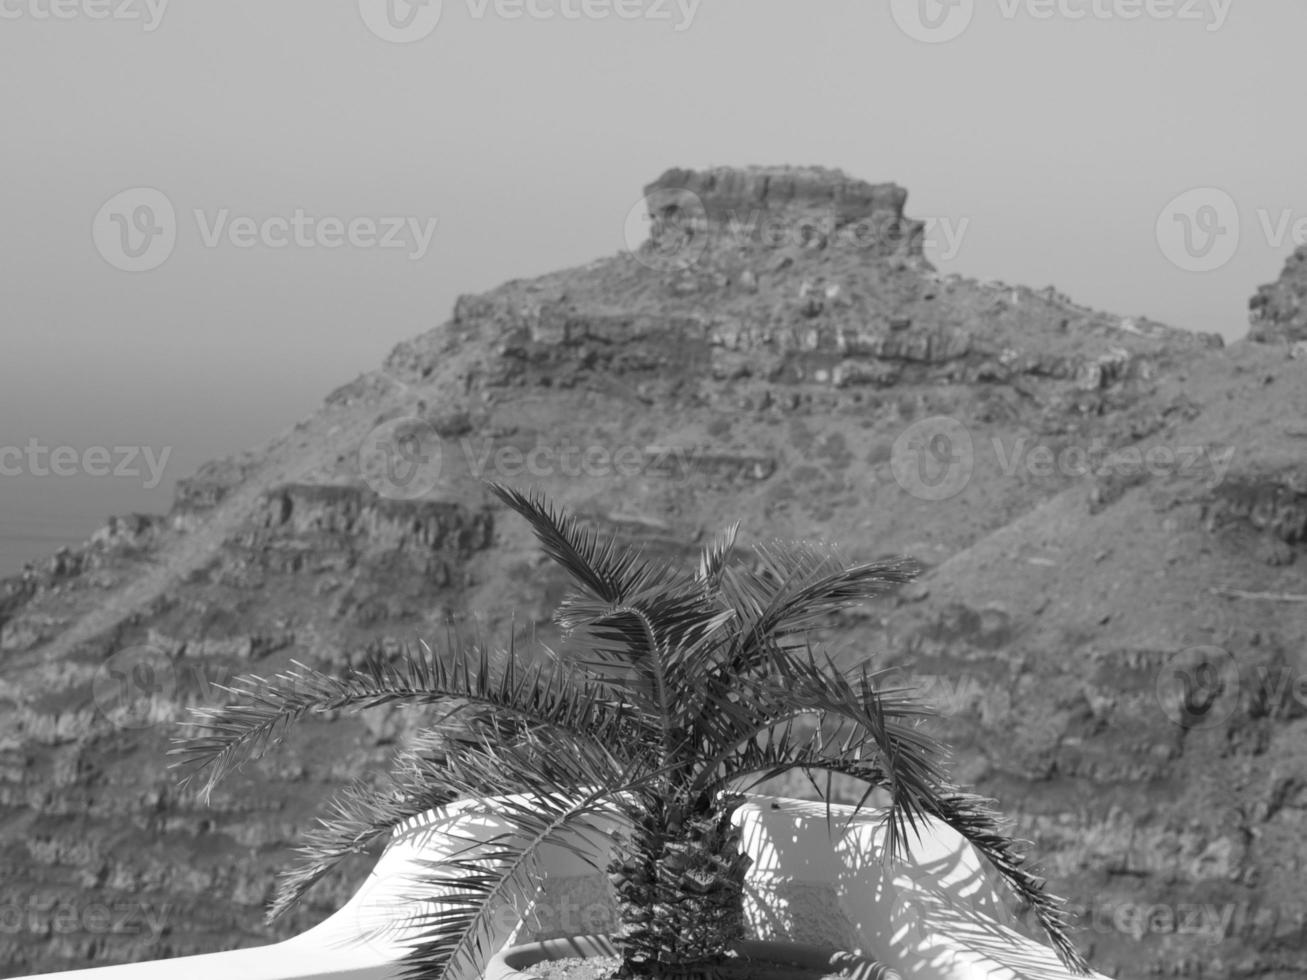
xmin=2 ymin=0 xmax=1304 ymax=575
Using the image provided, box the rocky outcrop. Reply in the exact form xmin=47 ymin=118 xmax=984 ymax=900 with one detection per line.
xmin=214 ymin=484 xmax=495 ymax=593
xmin=643 ymin=165 xmax=923 ymax=258
xmin=170 ymin=457 xmax=259 ymax=527
xmin=1248 ymin=245 xmax=1307 ymax=344
xmin=255 ymin=484 xmax=492 ymax=556
xmin=490 ymin=308 xmax=715 ymax=388
xmin=88 ymin=513 xmax=162 ymax=552
xmin=1203 ymin=463 xmax=1307 ymax=546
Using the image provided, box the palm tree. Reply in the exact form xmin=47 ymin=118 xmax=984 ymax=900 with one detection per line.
xmin=172 ymin=485 xmax=1088 ymax=979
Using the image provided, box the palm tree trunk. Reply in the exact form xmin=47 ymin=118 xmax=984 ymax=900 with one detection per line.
xmin=609 ymin=794 xmax=752 ymax=978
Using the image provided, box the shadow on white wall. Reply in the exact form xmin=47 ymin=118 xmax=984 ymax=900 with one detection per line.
xmin=24 ymin=796 xmax=1106 ymax=980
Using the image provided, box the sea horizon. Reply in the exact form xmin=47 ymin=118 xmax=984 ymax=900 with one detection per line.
xmin=0 ymin=488 xmax=173 ymax=581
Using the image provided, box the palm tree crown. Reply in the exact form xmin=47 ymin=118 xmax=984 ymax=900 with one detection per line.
xmin=172 ymin=484 xmax=1088 ymax=979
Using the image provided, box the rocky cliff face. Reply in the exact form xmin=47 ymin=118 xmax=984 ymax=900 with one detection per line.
xmin=642 ymin=165 xmax=924 ymax=259
xmin=1249 ymin=244 xmax=1307 ymax=345
xmin=1 ymin=167 xmax=1304 ymax=980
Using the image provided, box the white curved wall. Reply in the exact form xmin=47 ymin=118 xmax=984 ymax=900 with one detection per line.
xmin=22 ymin=796 xmax=1107 ymax=980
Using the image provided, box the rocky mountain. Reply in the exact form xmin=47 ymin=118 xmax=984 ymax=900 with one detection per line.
xmin=1 ymin=166 xmax=1304 ymax=979
xmin=1249 ymin=243 xmax=1307 ymax=345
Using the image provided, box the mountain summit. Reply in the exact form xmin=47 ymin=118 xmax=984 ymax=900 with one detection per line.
xmin=1 ymin=167 xmax=1304 ymax=979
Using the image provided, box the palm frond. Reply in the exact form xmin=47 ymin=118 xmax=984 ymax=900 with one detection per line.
xmin=554 ymin=589 xmax=736 ymax=734
xmin=693 ymin=712 xmax=896 ymax=845
xmin=488 ymin=484 xmax=677 ymax=603
xmin=667 ymin=545 xmax=917 ymax=705
xmin=267 ymin=775 xmax=456 ymax=922
xmin=688 ymin=698 xmax=887 ymax=797
xmin=700 ymin=722 xmax=889 ymax=802
xmin=389 ymin=736 xmax=658 ymax=980
xmin=581 ymin=603 xmax=673 ymax=761
xmin=920 ymin=792 xmax=1088 ymax=974
xmin=679 ymin=639 xmax=934 ymax=796
xmin=266 ymin=709 xmax=595 ymax=922
xmin=170 ymin=638 xmax=631 ymax=803
xmin=696 ymin=521 xmax=740 ymax=595
xmin=731 ymin=544 xmax=918 ymax=644
xmin=747 ymin=653 xmax=948 ymax=861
